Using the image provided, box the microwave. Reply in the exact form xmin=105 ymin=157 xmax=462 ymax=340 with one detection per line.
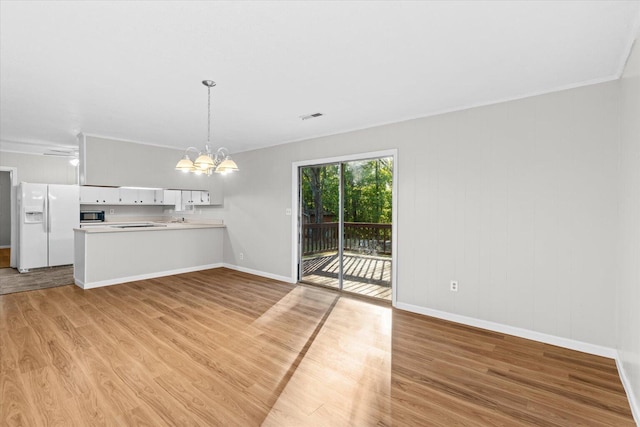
xmin=80 ymin=210 xmax=105 ymax=223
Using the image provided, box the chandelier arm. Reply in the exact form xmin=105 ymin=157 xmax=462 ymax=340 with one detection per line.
xmin=215 ymin=147 xmax=230 ymax=158
xmin=183 ymin=146 xmax=200 ymax=158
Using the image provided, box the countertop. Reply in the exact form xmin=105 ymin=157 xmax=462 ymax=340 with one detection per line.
xmin=75 ymin=221 xmax=226 ymax=233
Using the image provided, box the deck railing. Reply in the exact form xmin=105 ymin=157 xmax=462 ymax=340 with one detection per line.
xmin=302 ymin=222 xmax=392 ymax=256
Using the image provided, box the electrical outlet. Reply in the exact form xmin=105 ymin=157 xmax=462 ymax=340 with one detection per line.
xmin=450 ymin=280 xmax=459 ymax=292
xmin=285 ymin=208 xmax=291 ymax=216
xmin=109 ymin=209 xmax=115 ymax=214
xmin=240 ymin=252 xmax=244 ymax=260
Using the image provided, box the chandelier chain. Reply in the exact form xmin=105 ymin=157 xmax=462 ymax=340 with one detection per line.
xmin=207 ymin=85 xmax=211 ymax=144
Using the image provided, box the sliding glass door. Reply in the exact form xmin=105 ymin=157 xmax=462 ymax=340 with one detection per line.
xmin=300 ymin=163 xmax=342 ymax=289
xmin=341 ymin=158 xmax=392 ymax=299
xmin=299 ymin=156 xmax=393 ymax=300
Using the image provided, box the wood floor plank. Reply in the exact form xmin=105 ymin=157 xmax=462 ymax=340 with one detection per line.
xmin=0 ymin=268 xmax=634 ymax=426
xmin=19 ymin=367 xmax=78 ymax=427
xmin=1 ymin=367 xmax=42 ymax=426
xmin=45 ymin=286 xmax=93 ymax=327
xmin=8 ymin=326 xmax=48 ymax=374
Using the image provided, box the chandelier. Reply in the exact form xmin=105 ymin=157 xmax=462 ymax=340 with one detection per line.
xmin=175 ymin=80 xmax=239 ymax=175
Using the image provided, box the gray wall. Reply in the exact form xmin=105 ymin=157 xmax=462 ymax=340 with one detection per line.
xmin=0 ymin=151 xmax=78 ymax=184
xmin=81 ymin=135 xmax=223 ymax=201
xmin=0 ymin=171 xmax=11 ymax=246
xmin=222 ymin=80 xmax=620 ymax=349
xmin=617 ymin=37 xmax=639 ymax=416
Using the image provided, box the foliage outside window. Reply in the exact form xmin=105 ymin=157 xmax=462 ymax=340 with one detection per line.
xmin=301 ymin=157 xmax=393 ymax=224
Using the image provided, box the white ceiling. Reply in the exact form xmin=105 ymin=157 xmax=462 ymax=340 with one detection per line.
xmin=1 ymin=1 xmax=639 ymax=155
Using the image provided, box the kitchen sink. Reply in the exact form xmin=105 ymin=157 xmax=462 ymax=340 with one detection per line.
xmin=110 ymin=224 xmax=168 ymax=229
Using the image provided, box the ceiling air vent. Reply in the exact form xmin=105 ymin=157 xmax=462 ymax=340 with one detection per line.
xmin=300 ymin=112 xmax=324 ymax=120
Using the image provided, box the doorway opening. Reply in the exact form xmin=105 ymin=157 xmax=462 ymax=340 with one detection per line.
xmin=0 ymin=169 xmax=15 ymax=268
xmin=297 ymin=154 xmax=395 ymax=301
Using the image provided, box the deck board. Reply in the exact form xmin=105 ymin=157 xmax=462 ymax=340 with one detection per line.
xmin=302 ymin=253 xmax=392 ymax=300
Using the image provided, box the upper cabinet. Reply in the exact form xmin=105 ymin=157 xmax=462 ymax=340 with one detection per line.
xmin=118 ymin=188 xmax=156 ymax=204
xmin=176 ymin=190 xmax=211 ymax=210
xmin=80 ymin=186 xmax=191 ymax=206
xmin=79 ymin=186 xmax=119 ymax=204
xmin=162 ymin=189 xmax=179 ymax=206
xmin=78 ymin=134 xmax=224 ymax=205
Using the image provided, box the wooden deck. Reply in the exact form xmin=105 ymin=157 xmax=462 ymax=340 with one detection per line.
xmin=302 ymin=253 xmax=392 ymax=300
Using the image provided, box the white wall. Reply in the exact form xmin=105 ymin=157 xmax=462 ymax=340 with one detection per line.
xmin=0 ymin=151 xmax=78 ymax=184
xmin=222 ymin=80 xmax=620 ymax=349
xmin=617 ymin=37 xmax=640 ymax=417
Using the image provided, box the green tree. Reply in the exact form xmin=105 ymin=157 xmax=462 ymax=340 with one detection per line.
xmin=301 ymin=157 xmax=392 ymax=224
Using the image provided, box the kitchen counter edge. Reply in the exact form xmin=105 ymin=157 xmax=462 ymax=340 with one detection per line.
xmin=74 ymin=223 xmax=226 ymax=233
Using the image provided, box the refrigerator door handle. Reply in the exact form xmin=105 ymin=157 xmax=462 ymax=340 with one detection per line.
xmin=46 ymin=197 xmax=50 ymax=233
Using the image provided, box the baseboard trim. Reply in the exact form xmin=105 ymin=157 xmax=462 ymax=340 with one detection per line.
xmin=394 ymin=302 xmax=617 ymax=359
xmin=0 ymin=245 xmax=10 ymax=249
xmin=222 ymin=263 xmax=296 ymax=284
xmin=75 ymin=263 xmax=224 ymax=289
xmin=615 ymin=353 xmax=640 ymax=425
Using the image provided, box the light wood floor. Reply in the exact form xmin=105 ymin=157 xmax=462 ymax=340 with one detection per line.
xmin=0 ymin=248 xmax=10 ymax=268
xmin=0 ymin=268 xmax=634 ymax=426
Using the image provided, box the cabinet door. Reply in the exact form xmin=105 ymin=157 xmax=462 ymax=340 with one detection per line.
xmin=80 ymin=186 xmax=102 ymax=204
xmin=138 ymin=189 xmax=155 ymax=204
xmin=181 ymin=190 xmax=193 ymax=204
xmin=154 ymin=190 xmax=164 ymax=205
xmin=80 ymin=186 xmax=119 ymax=204
xmin=193 ymin=190 xmax=210 ymax=205
xmin=163 ymin=190 xmax=179 ymax=206
xmin=118 ymin=188 xmax=138 ymax=204
xmin=101 ymin=187 xmax=120 ymax=204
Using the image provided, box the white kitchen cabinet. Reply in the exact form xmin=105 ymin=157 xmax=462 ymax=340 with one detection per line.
xmin=181 ymin=190 xmax=210 ymax=207
xmin=189 ymin=190 xmax=210 ymax=205
xmin=138 ymin=189 xmax=155 ymax=204
xmin=196 ymin=190 xmax=210 ymax=205
xmin=153 ymin=190 xmax=164 ymax=205
xmin=163 ymin=190 xmax=180 ymax=206
xmin=181 ymin=190 xmax=194 ymax=206
xmin=80 ymin=185 xmax=208 ymax=207
xmin=119 ymin=188 xmax=156 ymax=204
xmin=118 ymin=188 xmax=138 ymax=204
xmin=80 ymin=186 xmax=119 ymax=204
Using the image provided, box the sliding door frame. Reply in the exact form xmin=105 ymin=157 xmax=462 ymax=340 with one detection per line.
xmin=291 ymin=149 xmax=398 ymax=306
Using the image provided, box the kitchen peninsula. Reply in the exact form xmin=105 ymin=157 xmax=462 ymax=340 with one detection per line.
xmin=73 ymin=221 xmax=225 ymax=289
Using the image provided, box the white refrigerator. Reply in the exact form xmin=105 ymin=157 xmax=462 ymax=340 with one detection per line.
xmin=17 ymin=183 xmax=79 ymax=272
